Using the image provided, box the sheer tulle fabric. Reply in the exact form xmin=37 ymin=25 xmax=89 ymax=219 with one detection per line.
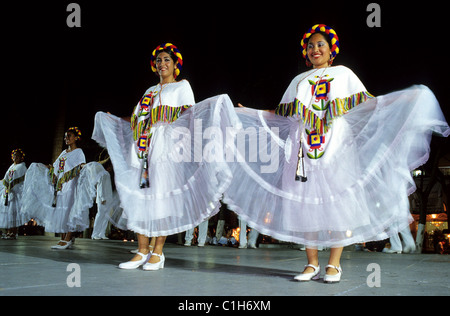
xmin=21 ymin=163 xmax=79 ymax=233
xmin=20 ymin=149 xmax=97 ymax=233
xmin=223 ymin=85 xmax=450 ymax=247
xmin=92 ymin=94 xmax=240 ymax=237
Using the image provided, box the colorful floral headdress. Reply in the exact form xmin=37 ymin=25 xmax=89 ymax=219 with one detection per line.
xmin=11 ymin=148 xmax=25 ymax=160
xmin=150 ymin=43 xmax=183 ymax=78
xmin=300 ymin=24 xmax=340 ymax=66
xmin=67 ymin=127 xmax=82 ymax=139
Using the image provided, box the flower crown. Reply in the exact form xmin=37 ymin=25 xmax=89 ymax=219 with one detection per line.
xmin=150 ymin=43 xmax=183 ymax=78
xmin=67 ymin=127 xmax=82 ymax=139
xmin=11 ymin=148 xmax=25 ymax=160
xmin=300 ymin=24 xmax=340 ymax=66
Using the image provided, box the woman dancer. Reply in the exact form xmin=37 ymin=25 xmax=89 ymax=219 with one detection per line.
xmin=0 ymin=149 xmax=27 ymax=239
xmin=224 ymin=24 xmax=450 ymax=283
xmin=92 ymin=43 xmax=237 ymax=270
xmin=22 ymin=127 xmax=88 ymax=249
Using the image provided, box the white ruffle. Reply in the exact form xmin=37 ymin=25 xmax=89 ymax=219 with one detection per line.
xmin=22 ymin=163 xmax=70 ymax=232
xmin=92 ymin=94 xmax=241 ymax=237
xmin=67 ymin=162 xmax=113 ymax=232
xmin=0 ymin=183 xmax=26 ymax=228
xmin=223 ymin=85 xmax=450 ymax=247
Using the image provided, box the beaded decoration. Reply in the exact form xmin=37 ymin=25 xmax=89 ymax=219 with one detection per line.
xmin=150 ymin=43 xmax=183 ymax=78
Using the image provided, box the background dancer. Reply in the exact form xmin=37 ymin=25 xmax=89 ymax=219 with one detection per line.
xmin=21 ymin=127 xmax=87 ymax=249
xmin=0 ymin=149 xmax=27 ymax=240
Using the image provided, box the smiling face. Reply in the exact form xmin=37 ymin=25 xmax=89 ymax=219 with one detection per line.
xmin=64 ymin=131 xmax=78 ymax=148
xmin=307 ymin=33 xmax=332 ymax=69
xmin=156 ymin=51 xmax=176 ymax=83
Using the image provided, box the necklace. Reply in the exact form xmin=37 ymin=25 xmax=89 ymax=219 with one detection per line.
xmin=295 ymin=66 xmax=328 ymax=182
xmin=152 ymin=80 xmax=178 ymax=108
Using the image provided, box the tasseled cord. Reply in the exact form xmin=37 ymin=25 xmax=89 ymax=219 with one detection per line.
xmin=295 ymin=138 xmax=307 ymax=182
xmin=4 ymin=191 xmax=9 ymax=206
xmin=140 ymin=153 xmax=150 ymax=189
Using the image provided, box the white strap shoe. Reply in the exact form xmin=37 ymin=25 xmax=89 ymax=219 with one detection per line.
xmin=118 ymin=252 xmax=150 ymax=270
xmin=294 ymin=264 xmax=320 ymax=282
xmin=51 ymin=240 xmax=73 ymax=250
xmin=323 ymin=264 xmax=342 ymax=283
xmin=143 ymin=253 xmax=165 ymax=271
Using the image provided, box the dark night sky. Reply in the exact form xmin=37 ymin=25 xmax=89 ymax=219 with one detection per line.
xmin=1 ymin=0 xmax=448 ymax=174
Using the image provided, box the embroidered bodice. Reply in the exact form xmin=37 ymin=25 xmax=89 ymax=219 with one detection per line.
xmin=276 ymin=66 xmax=374 ymax=159
xmin=130 ymin=80 xmax=195 ymax=158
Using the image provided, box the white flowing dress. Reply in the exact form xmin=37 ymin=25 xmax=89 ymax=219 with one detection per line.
xmin=0 ymin=162 xmax=27 ymax=228
xmin=92 ymin=80 xmax=240 ymax=237
xmin=21 ymin=148 xmax=88 ymax=233
xmin=223 ymin=65 xmax=450 ymax=247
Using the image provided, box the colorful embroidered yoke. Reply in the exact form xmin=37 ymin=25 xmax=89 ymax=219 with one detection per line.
xmin=275 ymin=66 xmax=374 ymax=159
xmin=49 ymin=148 xmax=86 ymax=192
xmin=2 ymin=163 xmax=26 ymax=194
xmin=1 ymin=162 xmax=27 ymax=200
xmin=130 ymin=80 xmax=195 ymax=159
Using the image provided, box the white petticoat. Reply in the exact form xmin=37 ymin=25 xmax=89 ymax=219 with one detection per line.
xmin=223 ymin=85 xmax=450 ymax=247
xmin=92 ymin=94 xmax=240 ymax=237
xmin=0 ymin=182 xmax=26 ymax=228
xmin=21 ymin=163 xmax=100 ymax=233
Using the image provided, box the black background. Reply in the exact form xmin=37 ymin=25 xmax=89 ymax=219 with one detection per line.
xmin=1 ymin=0 xmax=448 ymax=173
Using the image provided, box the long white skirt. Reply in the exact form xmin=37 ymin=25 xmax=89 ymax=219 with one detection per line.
xmin=92 ymin=94 xmax=240 ymax=237
xmin=223 ymin=85 xmax=450 ymax=247
xmin=0 ymin=183 xmax=26 ymax=228
xmin=21 ymin=163 xmax=98 ymax=233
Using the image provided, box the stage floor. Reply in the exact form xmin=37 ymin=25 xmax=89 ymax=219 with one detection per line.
xmin=0 ymin=236 xmax=449 ymax=297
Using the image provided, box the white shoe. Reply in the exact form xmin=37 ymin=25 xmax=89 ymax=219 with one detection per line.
xmin=118 ymin=252 xmax=150 ymax=270
xmin=323 ymin=265 xmax=342 ymax=283
xmin=294 ymin=264 xmax=320 ymax=282
xmin=51 ymin=240 xmax=73 ymax=249
xmin=142 ymin=253 xmax=165 ymax=271
xmin=382 ymin=248 xmax=402 ymax=254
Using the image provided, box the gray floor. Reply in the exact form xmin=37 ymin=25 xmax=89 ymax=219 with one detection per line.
xmin=0 ymin=235 xmax=449 ymax=296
